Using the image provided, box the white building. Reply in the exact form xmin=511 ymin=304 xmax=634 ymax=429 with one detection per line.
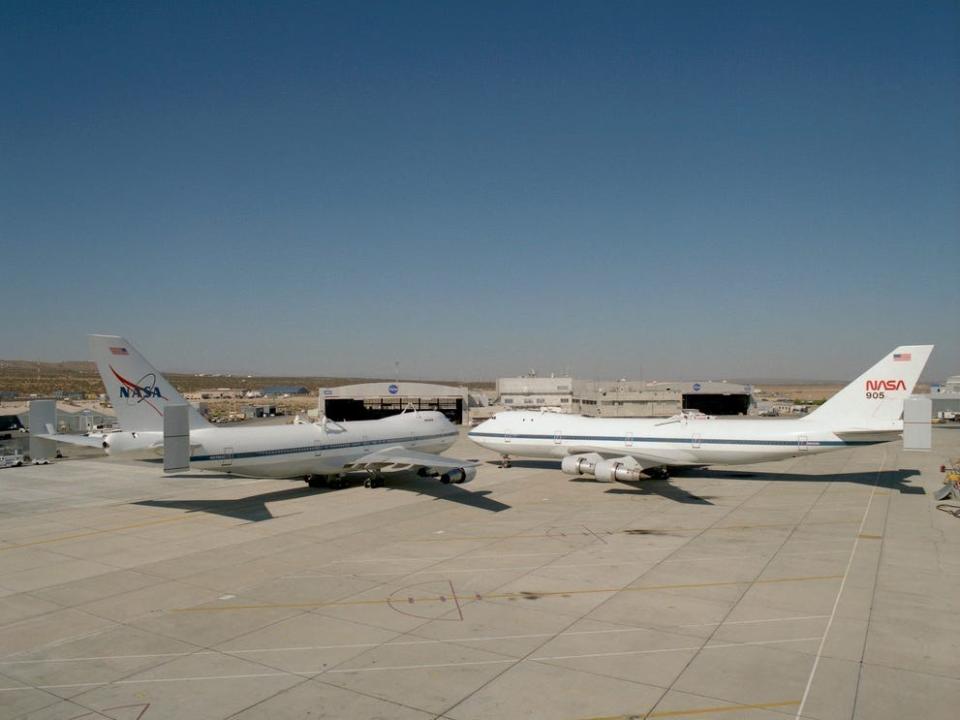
xmin=496 ymin=376 xmax=753 ymax=417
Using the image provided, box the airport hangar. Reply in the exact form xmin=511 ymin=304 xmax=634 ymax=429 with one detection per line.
xmin=495 ymin=376 xmax=753 ymax=417
xmin=318 ymin=381 xmax=472 ymax=424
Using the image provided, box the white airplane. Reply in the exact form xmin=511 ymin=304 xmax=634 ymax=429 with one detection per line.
xmin=469 ymin=345 xmax=933 ymax=481
xmin=34 ymin=335 xmax=477 ymax=488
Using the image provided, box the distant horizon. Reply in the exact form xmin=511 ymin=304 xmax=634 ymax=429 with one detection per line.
xmin=0 ymin=353 xmax=945 ymax=387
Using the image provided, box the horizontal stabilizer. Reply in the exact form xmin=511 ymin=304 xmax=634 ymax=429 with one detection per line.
xmin=833 ymin=430 xmax=903 ymax=443
xmin=34 ymin=433 xmax=108 ymax=449
xmin=934 ymin=484 xmax=957 ymax=502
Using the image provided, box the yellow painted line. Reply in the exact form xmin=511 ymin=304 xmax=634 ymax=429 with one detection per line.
xmin=583 ymin=699 xmax=800 ymax=720
xmin=0 ymin=513 xmax=208 ymax=552
xmin=857 ymin=534 xmax=882 ymax=540
xmin=412 ymin=519 xmax=859 ymax=543
xmin=172 ymin=574 xmax=843 ymax=613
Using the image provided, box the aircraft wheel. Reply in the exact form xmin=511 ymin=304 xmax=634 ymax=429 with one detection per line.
xmin=307 ymin=475 xmax=327 ymax=488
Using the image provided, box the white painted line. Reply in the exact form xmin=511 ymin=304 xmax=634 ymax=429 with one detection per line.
xmin=0 ymin=635 xmax=827 ymax=693
xmin=794 ymin=453 xmax=885 ymax=719
xmin=533 ymin=636 xmax=822 ymax=661
xmin=324 ymin=658 xmax=515 ymax=674
xmin=677 ymin=615 xmax=829 ymax=628
xmin=0 ymin=616 xmax=834 ymax=667
xmin=284 ymin=549 xmax=851 ymax=580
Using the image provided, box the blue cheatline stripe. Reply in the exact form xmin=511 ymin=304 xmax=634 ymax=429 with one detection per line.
xmin=191 ymin=430 xmax=459 ymax=463
xmin=466 ymin=431 xmax=881 ymax=448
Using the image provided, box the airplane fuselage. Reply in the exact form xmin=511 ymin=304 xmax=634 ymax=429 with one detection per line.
xmin=469 ymin=411 xmax=897 ymax=469
xmin=109 ymin=412 xmax=459 ymax=478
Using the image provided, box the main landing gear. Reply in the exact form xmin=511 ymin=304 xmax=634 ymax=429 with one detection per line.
xmin=499 ymin=455 xmax=512 ymax=469
xmin=305 ymin=474 xmax=348 ymax=489
xmin=646 ymin=466 xmax=670 ymax=480
xmin=363 ymin=472 xmax=385 ymax=489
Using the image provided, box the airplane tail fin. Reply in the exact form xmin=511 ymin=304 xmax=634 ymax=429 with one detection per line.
xmin=805 ymin=345 xmax=933 ymax=428
xmin=89 ymin=335 xmax=210 ymax=432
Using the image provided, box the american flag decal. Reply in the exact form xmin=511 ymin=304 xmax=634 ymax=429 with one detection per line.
xmin=893 ymin=353 xmax=911 ymax=362
xmin=109 ymin=347 xmax=129 ymax=356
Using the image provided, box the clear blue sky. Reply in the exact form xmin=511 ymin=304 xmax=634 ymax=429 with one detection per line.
xmin=1 ymin=1 xmax=957 ymax=381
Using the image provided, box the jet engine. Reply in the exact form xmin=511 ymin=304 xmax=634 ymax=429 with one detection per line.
xmin=561 ymin=454 xmax=599 ymax=477
xmin=593 ymin=459 xmax=643 ymax=483
xmin=440 ymin=467 xmax=476 ymax=485
xmin=102 ymin=432 xmax=163 ymax=457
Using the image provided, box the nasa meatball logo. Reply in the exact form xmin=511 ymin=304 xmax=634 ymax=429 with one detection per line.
xmin=692 ymin=383 xmax=701 ymax=392
xmin=388 ymin=384 xmax=399 ymax=395
xmin=109 ymin=365 xmax=167 ymax=416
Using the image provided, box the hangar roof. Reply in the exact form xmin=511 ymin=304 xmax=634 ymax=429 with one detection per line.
xmin=320 ymin=382 xmax=467 ymax=399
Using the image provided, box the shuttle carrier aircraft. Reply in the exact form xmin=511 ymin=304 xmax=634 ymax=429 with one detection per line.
xmin=469 ymin=346 xmax=933 ymax=481
xmin=35 ymin=335 xmax=476 ymax=488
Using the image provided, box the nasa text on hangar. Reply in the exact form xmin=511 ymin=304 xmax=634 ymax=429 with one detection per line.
xmin=318 ymin=382 xmax=470 ymax=424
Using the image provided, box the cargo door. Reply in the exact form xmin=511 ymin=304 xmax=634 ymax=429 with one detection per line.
xmin=220 ymin=447 xmax=234 ymax=467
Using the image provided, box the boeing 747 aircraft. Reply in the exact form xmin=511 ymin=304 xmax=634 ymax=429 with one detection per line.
xmin=35 ymin=336 xmax=477 ymax=488
xmin=468 ymin=346 xmax=932 ymax=481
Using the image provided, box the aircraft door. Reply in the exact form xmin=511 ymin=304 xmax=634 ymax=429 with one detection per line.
xmin=221 ymin=447 xmax=234 ymax=467
xmin=554 ymin=430 xmax=562 ymax=445
xmin=625 ymin=432 xmax=634 ymax=448
xmin=504 ymin=429 xmax=512 ymax=444
xmin=313 ymin=440 xmax=323 ymax=457
xmin=797 ymin=434 xmax=808 ymax=452
xmin=691 ymin=434 xmax=701 ymax=449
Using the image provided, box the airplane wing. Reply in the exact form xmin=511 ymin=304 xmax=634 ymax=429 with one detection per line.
xmin=566 ymin=447 xmax=675 ymax=470
xmin=348 ymin=446 xmax=479 ymax=472
xmin=34 ymin=433 xmax=107 ymax=449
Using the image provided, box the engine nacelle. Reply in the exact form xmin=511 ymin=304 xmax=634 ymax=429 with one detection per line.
xmin=103 ymin=431 xmax=163 ymax=457
xmin=593 ymin=459 xmax=643 ymax=483
xmin=561 ymin=455 xmax=598 ymax=477
xmin=440 ymin=466 xmax=476 ymax=485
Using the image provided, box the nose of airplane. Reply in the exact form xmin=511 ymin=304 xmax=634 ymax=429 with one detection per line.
xmin=468 ymin=418 xmax=496 ymax=447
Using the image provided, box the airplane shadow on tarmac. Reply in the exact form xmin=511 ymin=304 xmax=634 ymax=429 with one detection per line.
xmin=686 ymin=468 xmax=925 ymax=494
xmin=490 ymin=460 xmax=715 ymax=504
xmin=487 ymin=460 xmax=925 ymax=501
xmin=134 ymin=474 xmax=510 ymax=522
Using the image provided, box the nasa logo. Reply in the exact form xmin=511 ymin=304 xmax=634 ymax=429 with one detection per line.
xmin=323 ymin=389 xmax=334 ymax=396
xmin=110 ymin=366 xmax=167 ymax=408
xmin=119 ymin=385 xmax=162 ymax=399
xmin=388 ymin=384 xmax=399 ymax=395
xmin=692 ymin=383 xmax=701 ymax=392
xmin=865 ymin=379 xmax=907 ymax=392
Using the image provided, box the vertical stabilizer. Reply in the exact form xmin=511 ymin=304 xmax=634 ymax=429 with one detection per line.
xmin=805 ymin=345 xmax=933 ymax=428
xmin=89 ymin=335 xmax=210 ymax=432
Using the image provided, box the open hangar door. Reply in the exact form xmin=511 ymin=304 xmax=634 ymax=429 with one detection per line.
xmin=682 ymin=392 xmax=751 ymax=416
xmin=319 ymin=382 xmax=468 ymax=425
xmin=323 ymin=397 xmax=463 ymax=424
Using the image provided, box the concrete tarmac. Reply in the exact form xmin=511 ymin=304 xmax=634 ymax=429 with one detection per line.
xmin=1 ymin=427 xmax=958 ymax=719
